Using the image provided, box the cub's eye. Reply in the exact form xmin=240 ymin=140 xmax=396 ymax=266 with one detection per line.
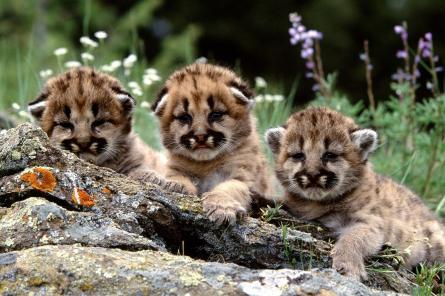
xmin=322 ymin=152 xmax=339 ymax=162
xmin=92 ymin=119 xmax=109 ymax=129
xmin=291 ymin=152 xmax=306 ymax=161
xmin=208 ymin=111 xmax=226 ymax=122
xmin=175 ymin=113 xmax=192 ymax=124
xmin=58 ymin=122 xmax=74 ymax=130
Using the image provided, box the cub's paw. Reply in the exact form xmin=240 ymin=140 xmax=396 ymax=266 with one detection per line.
xmin=163 ymin=180 xmax=195 ymax=195
xmin=332 ymin=250 xmax=367 ymax=281
xmin=131 ymin=170 xmax=166 ymax=186
xmin=202 ymin=192 xmax=247 ymax=226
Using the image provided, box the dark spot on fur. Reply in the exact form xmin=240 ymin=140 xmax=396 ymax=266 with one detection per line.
xmin=324 ymin=137 xmax=331 ymax=149
xmin=66 ymin=72 xmax=71 ymax=80
xmin=55 ymin=79 xmax=68 ymax=92
xmin=299 ymin=136 xmax=304 ymax=149
xmin=77 ymin=70 xmax=84 ymax=95
xmin=92 ymin=103 xmax=99 ymax=117
xmin=207 ymin=95 xmax=214 ymax=110
xmin=174 ymin=72 xmax=186 ymax=83
xmin=311 ymin=113 xmax=318 ymax=126
xmin=207 ymin=70 xmax=221 ymax=81
xmin=183 ymin=99 xmax=189 ymax=112
xmin=192 ymin=76 xmax=197 ymax=90
xmin=63 ymin=105 xmax=71 ymax=119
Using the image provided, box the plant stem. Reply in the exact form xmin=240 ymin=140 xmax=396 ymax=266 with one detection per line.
xmin=314 ymin=40 xmax=331 ymax=100
xmin=363 ymin=40 xmax=376 ymax=113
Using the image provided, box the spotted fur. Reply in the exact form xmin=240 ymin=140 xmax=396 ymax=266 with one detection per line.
xmin=266 ymin=107 xmax=445 ymax=280
xmin=153 ymin=63 xmax=270 ymax=225
xmin=28 ymin=67 xmax=168 ymax=186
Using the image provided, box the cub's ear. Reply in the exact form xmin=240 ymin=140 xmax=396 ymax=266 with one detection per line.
xmin=113 ymin=87 xmax=135 ymax=116
xmin=228 ymin=80 xmax=255 ymax=110
xmin=351 ymin=129 xmax=378 ymax=160
xmin=28 ymin=92 xmax=48 ymax=121
xmin=265 ymin=127 xmax=285 ymax=155
xmin=151 ymin=86 xmax=168 ymax=117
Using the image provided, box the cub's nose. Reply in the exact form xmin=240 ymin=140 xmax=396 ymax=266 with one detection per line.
xmin=77 ymin=141 xmax=91 ymax=150
xmin=194 ymin=134 xmax=208 ymax=144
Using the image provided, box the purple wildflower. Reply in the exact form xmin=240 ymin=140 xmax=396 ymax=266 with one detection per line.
xmin=396 ymin=50 xmax=408 ymax=59
xmin=394 ymin=24 xmax=408 ymax=41
xmin=288 ymin=12 xmax=325 ymax=94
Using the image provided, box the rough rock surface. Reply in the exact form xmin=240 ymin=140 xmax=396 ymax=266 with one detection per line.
xmin=0 ymin=245 xmax=398 ymax=296
xmin=0 ymin=124 xmax=414 ymax=295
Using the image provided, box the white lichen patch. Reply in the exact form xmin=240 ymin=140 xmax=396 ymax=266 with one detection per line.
xmin=4 ymin=237 xmax=14 ymax=247
xmin=239 ymin=280 xmax=283 ymax=296
xmin=179 ymin=270 xmax=203 ymax=287
xmin=11 ymin=150 xmax=22 ymax=160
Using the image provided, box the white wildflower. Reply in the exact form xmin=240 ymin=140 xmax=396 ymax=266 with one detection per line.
xmin=94 ymin=31 xmax=108 ymax=40
xmin=19 ymin=110 xmax=33 ymax=120
xmin=39 ymin=69 xmax=53 ymax=78
xmin=54 ymin=48 xmax=68 ymax=56
xmin=79 ymin=36 xmax=98 ymax=48
xmin=12 ymin=103 xmax=21 ymax=110
xmin=110 ymin=60 xmax=122 ymax=69
xmin=265 ymin=94 xmax=274 ymax=102
xmin=101 ymin=65 xmax=113 ymax=72
xmin=143 ymin=68 xmax=161 ymax=86
xmin=132 ymin=88 xmax=143 ymax=97
xmin=65 ymin=61 xmax=82 ymax=68
xmin=123 ymin=54 xmax=137 ymax=68
xmin=142 ymin=78 xmax=153 ymax=86
xmin=128 ymin=81 xmax=140 ymax=89
xmin=145 ymin=68 xmax=156 ymax=74
xmin=255 ymin=95 xmax=264 ymax=103
xmin=81 ymin=52 xmax=95 ymax=61
xmin=140 ymin=101 xmax=151 ymax=108
xmin=273 ymin=94 xmax=285 ymax=102
xmin=255 ymin=77 xmax=267 ymax=88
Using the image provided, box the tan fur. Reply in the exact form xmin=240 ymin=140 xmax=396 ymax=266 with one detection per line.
xmin=153 ymin=63 xmax=270 ymax=225
xmin=266 ymin=107 xmax=445 ymax=280
xmin=28 ymin=67 xmax=167 ymax=185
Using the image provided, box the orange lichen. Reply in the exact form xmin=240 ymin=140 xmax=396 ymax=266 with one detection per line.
xmin=71 ymin=188 xmax=95 ymax=207
xmin=102 ymin=187 xmax=112 ymax=194
xmin=20 ymin=167 xmax=57 ymax=192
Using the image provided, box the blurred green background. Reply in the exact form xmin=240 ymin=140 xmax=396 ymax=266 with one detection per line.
xmin=1 ymin=0 xmax=444 ymax=107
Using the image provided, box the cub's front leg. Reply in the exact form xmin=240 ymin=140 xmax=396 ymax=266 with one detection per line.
xmin=165 ymin=169 xmax=198 ymax=195
xmin=131 ymin=169 xmax=193 ymax=195
xmin=202 ymin=179 xmax=251 ymax=226
xmin=331 ymin=220 xmax=384 ymax=281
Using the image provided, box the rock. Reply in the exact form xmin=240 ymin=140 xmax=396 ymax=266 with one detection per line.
xmin=0 ymin=197 xmax=163 ymax=252
xmin=0 ymin=245 xmax=399 ymax=296
xmin=0 ymin=124 xmax=414 ymax=295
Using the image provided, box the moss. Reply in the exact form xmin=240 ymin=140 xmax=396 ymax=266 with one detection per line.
xmin=177 ymin=198 xmax=203 ymax=214
xmin=80 ymin=282 xmax=94 ymax=292
xmin=28 ymin=276 xmax=46 ymax=286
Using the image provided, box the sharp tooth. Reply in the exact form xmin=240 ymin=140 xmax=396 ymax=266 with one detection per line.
xmin=319 ymin=175 xmax=327 ymax=185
